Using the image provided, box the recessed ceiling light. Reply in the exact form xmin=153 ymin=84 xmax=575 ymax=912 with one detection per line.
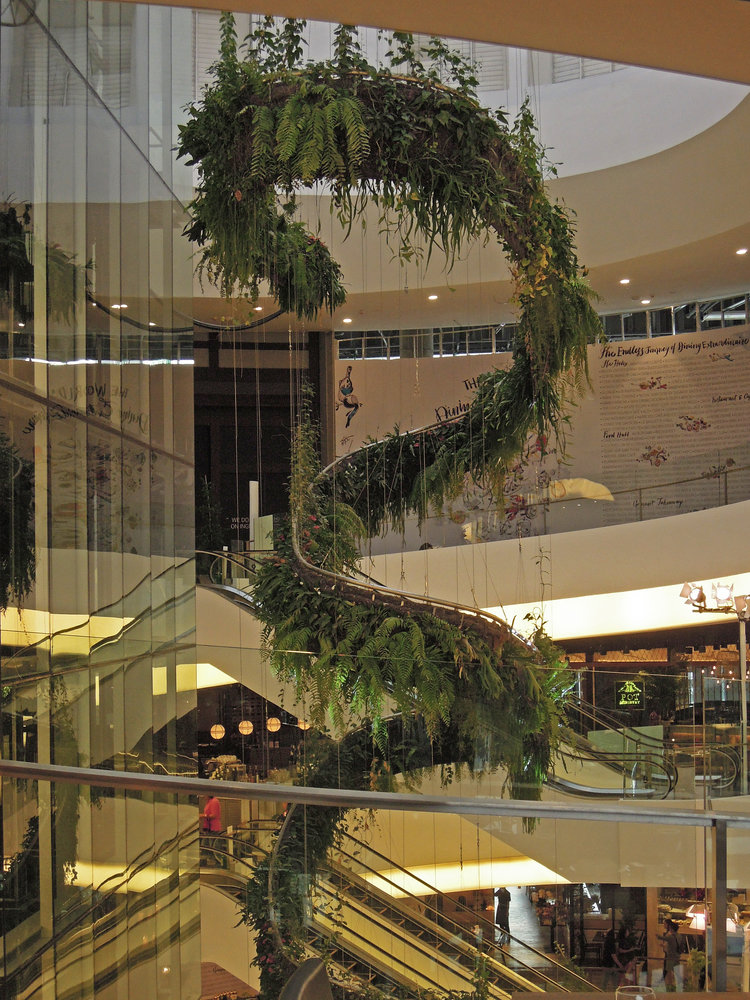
xmin=111 ymin=304 xmax=121 ymax=309
xmin=148 ymin=321 xmax=156 ymax=327
xmin=254 ymin=305 xmax=263 ymax=312
xmin=737 ymin=248 xmax=748 ymax=256
xmin=342 ymin=317 xmax=353 ymax=324
xmin=641 ymin=298 xmax=652 ymax=305
xmin=428 ymin=294 xmax=438 ymax=301
xmin=619 ymin=278 xmax=630 ymax=285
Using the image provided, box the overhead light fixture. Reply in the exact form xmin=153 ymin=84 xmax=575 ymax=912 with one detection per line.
xmin=297 ymin=719 xmax=311 ymax=731
xmin=619 ymin=278 xmax=630 ymax=285
xmin=736 ymin=248 xmax=748 ymax=256
xmin=148 ymin=321 xmax=156 ymax=327
xmin=712 ymin=581 xmax=734 ymax=608
xmin=266 ymin=716 xmax=281 ymax=732
xmin=238 ymin=720 xmax=254 ymax=735
xmin=641 ymin=298 xmax=652 ymax=305
xmin=680 ymin=582 xmax=706 ymax=608
xmin=342 ymin=317 xmax=353 ymax=324
xmin=428 ymin=294 xmax=438 ymax=301
xmin=735 ymin=595 xmax=750 ymax=618
xmin=254 ymin=305 xmax=263 ymax=312
xmin=111 ymin=303 xmax=128 ymax=310
xmin=210 ymin=724 xmax=225 ymax=740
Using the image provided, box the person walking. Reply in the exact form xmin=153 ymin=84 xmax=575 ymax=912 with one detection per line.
xmin=201 ymin=793 xmax=224 ymax=867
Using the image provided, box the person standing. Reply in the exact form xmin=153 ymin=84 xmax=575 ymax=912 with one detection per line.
xmin=659 ymin=919 xmax=680 ymax=991
xmin=201 ymin=793 xmax=223 ymax=867
xmin=494 ymin=886 xmax=511 ymax=945
xmin=617 ymin=922 xmax=638 ymax=986
xmin=602 ymin=927 xmax=622 ymax=990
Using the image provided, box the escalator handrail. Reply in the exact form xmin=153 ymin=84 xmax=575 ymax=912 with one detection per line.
xmin=311 ymin=876 xmax=517 ymax=998
xmin=321 ymin=853 xmax=557 ymax=993
xmin=554 ymin=741 xmax=678 ymax=795
xmin=339 ymin=831 xmax=598 ymax=991
xmin=3 ymin=824 xmax=202 ymax=988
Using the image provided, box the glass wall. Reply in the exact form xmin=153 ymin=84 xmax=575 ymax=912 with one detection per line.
xmin=0 ymin=1 xmax=198 ymax=995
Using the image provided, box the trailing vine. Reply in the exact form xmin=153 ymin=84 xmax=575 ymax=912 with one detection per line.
xmin=186 ymin=20 xmax=601 ymax=994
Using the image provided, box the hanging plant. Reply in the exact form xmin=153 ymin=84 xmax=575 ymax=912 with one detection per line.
xmin=0 ymin=430 xmax=35 ymax=612
xmin=252 ymin=411 xmax=573 ymax=796
xmin=179 ymin=17 xmax=600 ymax=516
xmin=0 ymin=202 xmax=88 ymax=324
xmin=178 ymin=18 xmax=600 ymax=355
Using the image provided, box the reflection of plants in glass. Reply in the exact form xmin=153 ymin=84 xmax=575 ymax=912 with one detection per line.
xmin=196 ymin=476 xmax=224 ymax=551
xmin=0 ymin=202 xmax=34 ymax=321
xmin=0 ymin=201 xmax=88 ymax=325
xmin=0 ymin=430 xmax=35 ymax=611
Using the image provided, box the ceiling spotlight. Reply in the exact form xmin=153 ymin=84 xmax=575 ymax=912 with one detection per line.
xmin=428 ymin=294 xmax=438 ymax=301
xmin=736 ymin=248 xmax=748 ymax=256
xmin=254 ymin=305 xmax=263 ymax=312
xmin=641 ymin=298 xmax=652 ymax=305
xmin=111 ymin=304 xmax=121 ymax=309
xmin=619 ymin=278 xmax=630 ymax=285
xmin=712 ymin=582 xmax=734 ymax=608
xmin=680 ymin=582 xmax=706 ymax=608
xmin=148 ymin=321 xmax=156 ymax=327
xmin=342 ymin=317 xmax=353 ymax=324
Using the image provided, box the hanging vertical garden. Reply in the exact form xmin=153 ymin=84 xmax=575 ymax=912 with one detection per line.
xmin=178 ymin=13 xmax=599 ymax=773
xmin=179 ymin=16 xmax=602 ymax=995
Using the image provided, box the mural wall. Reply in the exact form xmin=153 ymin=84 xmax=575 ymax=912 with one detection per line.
xmin=335 ymin=327 xmax=750 ymax=549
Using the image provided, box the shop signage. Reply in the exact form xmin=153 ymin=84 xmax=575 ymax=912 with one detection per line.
xmin=615 ymin=679 xmax=644 ymax=709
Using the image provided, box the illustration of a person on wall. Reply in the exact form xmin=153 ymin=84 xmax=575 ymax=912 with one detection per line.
xmin=337 ymin=365 xmax=361 ymax=427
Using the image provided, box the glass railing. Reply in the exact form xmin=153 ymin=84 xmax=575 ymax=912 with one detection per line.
xmin=2 ymin=762 xmax=749 ymax=995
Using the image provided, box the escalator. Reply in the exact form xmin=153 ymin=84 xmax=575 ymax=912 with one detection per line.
xmin=557 ymin=695 xmax=739 ymax=798
xmin=319 ymin=832 xmax=597 ymax=994
xmin=2 ymin=825 xmax=204 ymax=1000
xmin=255 ymin=809 xmax=601 ymax=998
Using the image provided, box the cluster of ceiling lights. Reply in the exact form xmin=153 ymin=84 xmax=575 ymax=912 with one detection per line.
xmin=680 ymin=581 xmax=750 ymax=618
xmin=209 ymin=717 xmax=311 ymax=739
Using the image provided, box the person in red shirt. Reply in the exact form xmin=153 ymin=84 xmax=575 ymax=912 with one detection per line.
xmin=200 ymin=794 xmax=224 ymax=867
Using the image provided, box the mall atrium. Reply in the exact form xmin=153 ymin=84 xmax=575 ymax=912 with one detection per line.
xmin=1 ymin=0 xmax=750 ymax=997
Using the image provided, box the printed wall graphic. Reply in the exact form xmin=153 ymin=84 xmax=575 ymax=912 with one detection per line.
xmin=335 ymin=326 xmax=750 ymax=544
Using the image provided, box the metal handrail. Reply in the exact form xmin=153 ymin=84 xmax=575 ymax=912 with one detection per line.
xmin=333 ymin=832 xmax=597 ymax=991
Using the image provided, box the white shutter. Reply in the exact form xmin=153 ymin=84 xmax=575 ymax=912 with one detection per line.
xmin=194 ymin=10 xmax=223 ymax=99
xmin=473 ymin=42 xmax=508 ymax=89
